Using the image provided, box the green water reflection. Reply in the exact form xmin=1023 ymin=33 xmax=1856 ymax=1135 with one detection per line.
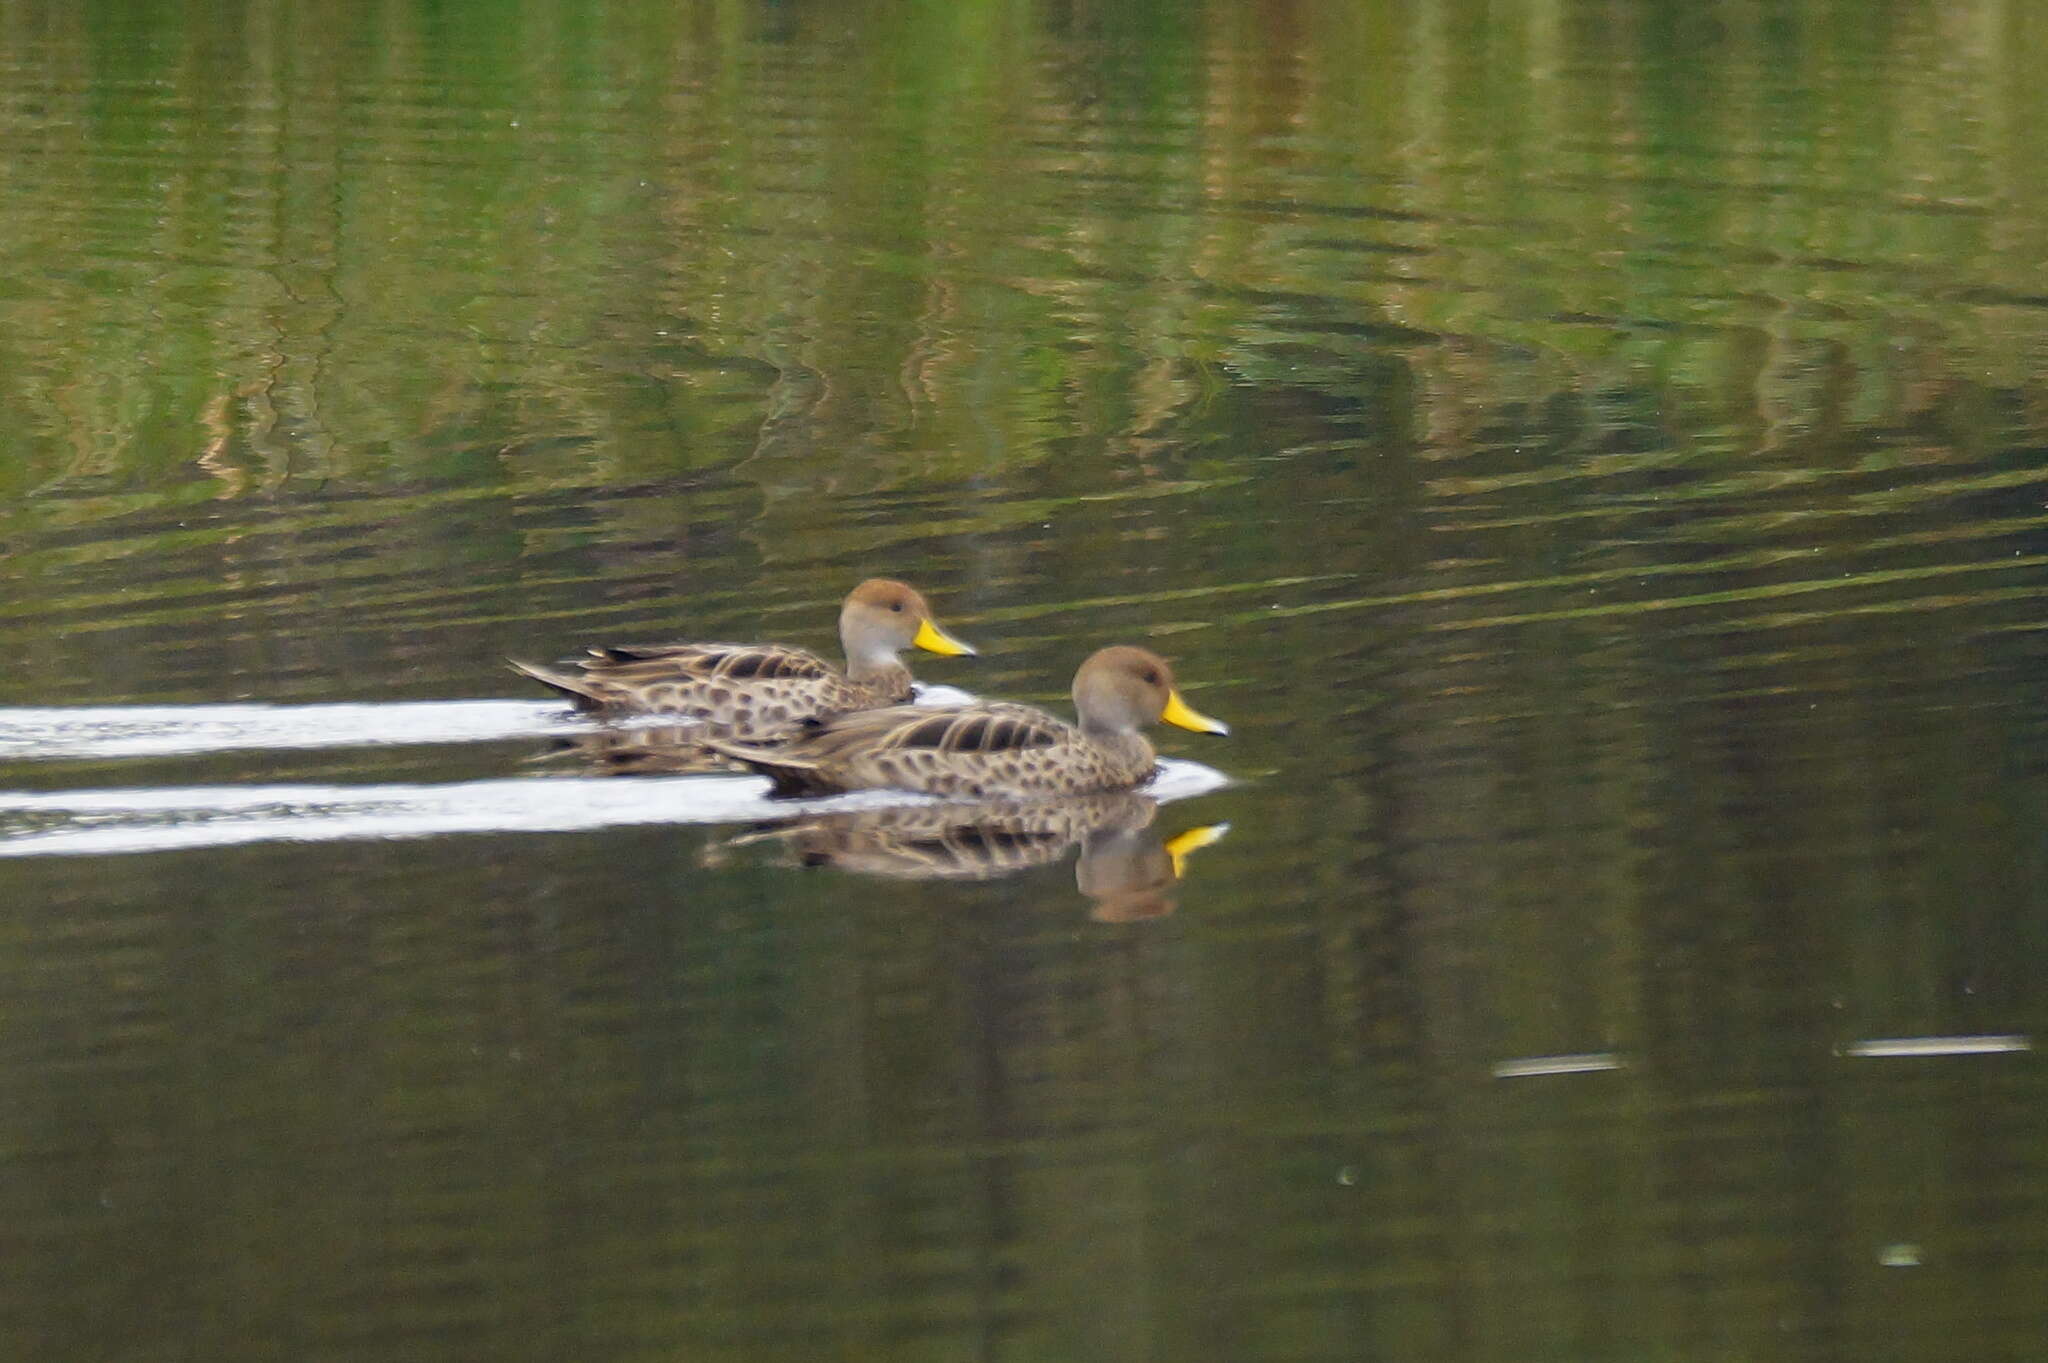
xmin=2 ymin=0 xmax=2046 ymax=1359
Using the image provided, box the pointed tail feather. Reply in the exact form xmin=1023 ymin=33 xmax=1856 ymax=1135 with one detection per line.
xmin=697 ymin=734 xmax=837 ymax=798
xmin=507 ymin=658 xmax=611 ymax=711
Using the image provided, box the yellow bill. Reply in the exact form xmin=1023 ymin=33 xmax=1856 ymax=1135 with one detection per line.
xmin=1161 ymin=688 xmax=1229 ymax=735
xmin=912 ymin=617 xmax=976 ymax=657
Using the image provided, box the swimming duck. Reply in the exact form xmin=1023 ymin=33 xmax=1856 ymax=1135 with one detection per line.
xmin=700 ymin=645 xmax=1228 ymax=798
xmin=508 ymin=578 xmax=975 ymax=727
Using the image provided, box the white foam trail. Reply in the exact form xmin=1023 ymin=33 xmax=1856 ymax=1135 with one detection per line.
xmin=0 ymin=759 xmax=1230 ymax=858
xmin=0 ymin=685 xmax=982 ymax=763
xmin=0 ymin=700 xmax=583 ymax=762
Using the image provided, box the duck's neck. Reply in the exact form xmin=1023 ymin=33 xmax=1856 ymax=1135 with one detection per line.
xmin=846 ymin=651 xmax=912 ymax=698
xmin=1079 ymin=713 xmax=1136 ymax=741
xmin=1083 ymin=726 xmax=1156 ymax=782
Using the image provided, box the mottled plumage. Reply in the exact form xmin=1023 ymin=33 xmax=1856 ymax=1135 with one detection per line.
xmin=508 ymin=578 xmax=973 ymax=738
xmin=701 ymin=645 xmax=1228 ymax=799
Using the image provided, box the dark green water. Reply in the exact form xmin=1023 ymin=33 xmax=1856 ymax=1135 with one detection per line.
xmin=3 ymin=1 xmax=2046 ymax=1358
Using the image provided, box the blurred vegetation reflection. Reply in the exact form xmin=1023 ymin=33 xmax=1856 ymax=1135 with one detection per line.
xmin=4 ymin=0 xmax=2046 ymax=567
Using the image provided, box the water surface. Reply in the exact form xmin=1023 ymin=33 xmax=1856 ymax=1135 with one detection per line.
xmin=2 ymin=2 xmax=2045 ymax=1360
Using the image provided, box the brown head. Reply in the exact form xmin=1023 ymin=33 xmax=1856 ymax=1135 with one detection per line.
xmin=1070 ymin=646 xmax=1230 ymax=739
xmin=838 ymin=578 xmax=976 ymax=678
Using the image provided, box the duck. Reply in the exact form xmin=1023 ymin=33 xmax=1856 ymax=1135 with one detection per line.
xmin=508 ymin=578 xmax=975 ymax=728
xmin=699 ymin=644 xmax=1227 ymax=798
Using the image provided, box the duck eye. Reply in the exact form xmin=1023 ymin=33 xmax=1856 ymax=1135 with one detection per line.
xmin=1142 ymin=670 xmax=1159 ymax=685
xmin=890 ymin=601 xmax=904 ymax=612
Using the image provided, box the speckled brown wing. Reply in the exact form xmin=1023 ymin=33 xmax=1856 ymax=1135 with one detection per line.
xmin=587 ymin=642 xmax=831 ymax=679
xmin=703 ymin=700 xmax=1158 ymax=799
xmin=510 ymin=642 xmax=902 ymax=728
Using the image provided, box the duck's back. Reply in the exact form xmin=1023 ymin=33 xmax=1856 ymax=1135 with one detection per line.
xmin=707 ymin=699 xmax=1158 ymax=798
xmin=512 ymin=641 xmax=904 ymax=730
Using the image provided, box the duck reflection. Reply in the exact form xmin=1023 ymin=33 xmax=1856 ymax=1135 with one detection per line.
xmin=530 ymin=724 xmax=738 ymax=775
xmin=717 ymin=793 xmax=1229 ymax=921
